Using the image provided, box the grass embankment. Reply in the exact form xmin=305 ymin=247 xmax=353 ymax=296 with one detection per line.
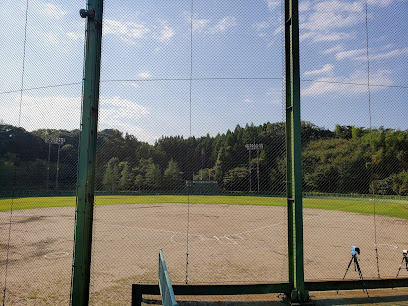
xmin=0 ymin=195 xmax=407 ymax=219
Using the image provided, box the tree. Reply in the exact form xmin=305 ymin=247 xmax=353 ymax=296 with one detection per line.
xmin=392 ymin=171 xmax=408 ymax=196
xmin=223 ymin=167 xmax=249 ymax=191
xmin=144 ymin=163 xmax=161 ymax=190
xmin=134 ymin=174 xmax=144 ymax=192
xmin=103 ymin=157 xmax=120 ymax=192
xmin=193 ymin=168 xmax=215 ymax=181
xmin=119 ymin=161 xmax=133 ymax=190
xmin=163 ymin=159 xmax=183 ymax=190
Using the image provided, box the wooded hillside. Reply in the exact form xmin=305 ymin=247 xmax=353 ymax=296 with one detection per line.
xmin=1 ymin=122 xmax=407 ymax=195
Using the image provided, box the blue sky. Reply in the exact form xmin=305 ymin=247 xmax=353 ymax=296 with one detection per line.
xmin=0 ymin=0 xmax=407 ymax=143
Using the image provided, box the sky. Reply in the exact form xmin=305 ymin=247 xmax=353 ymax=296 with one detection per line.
xmin=0 ymin=0 xmax=407 ymax=143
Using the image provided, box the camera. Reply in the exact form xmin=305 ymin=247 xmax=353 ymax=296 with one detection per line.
xmin=351 ymin=246 xmax=360 ymax=256
xmin=403 ymin=250 xmax=407 ymax=256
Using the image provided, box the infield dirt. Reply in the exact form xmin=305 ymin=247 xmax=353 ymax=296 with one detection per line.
xmin=1 ymin=203 xmax=407 ymax=305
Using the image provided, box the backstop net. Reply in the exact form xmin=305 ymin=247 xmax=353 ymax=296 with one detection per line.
xmin=0 ymin=0 xmax=406 ymax=305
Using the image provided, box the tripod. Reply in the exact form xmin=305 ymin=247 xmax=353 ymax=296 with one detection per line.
xmin=396 ymin=252 xmax=408 ymax=277
xmin=339 ymin=253 xmax=369 ymax=297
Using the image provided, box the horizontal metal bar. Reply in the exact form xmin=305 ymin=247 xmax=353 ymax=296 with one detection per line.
xmin=132 ymin=278 xmax=408 ymax=305
xmin=132 ymin=282 xmax=290 ymax=296
xmin=305 ymin=277 xmax=408 ymax=291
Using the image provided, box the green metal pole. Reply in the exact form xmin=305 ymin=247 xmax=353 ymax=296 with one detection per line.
xmin=70 ymin=1 xmax=103 ymax=305
xmin=285 ymin=0 xmax=308 ymax=302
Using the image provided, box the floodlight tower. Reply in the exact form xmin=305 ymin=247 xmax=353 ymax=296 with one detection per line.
xmin=45 ymin=137 xmax=65 ymax=191
xmin=45 ymin=138 xmax=52 ymax=191
xmin=245 ymin=143 xmax=263 ymax=192
xmin=55 ymin=137 xmax=65 ymax=190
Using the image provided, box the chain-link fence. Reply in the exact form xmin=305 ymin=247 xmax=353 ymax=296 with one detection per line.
xmin=0 ymin=0 xmax=407 ymax=305
xmin=299 ymin=0 xmax=408 ymax=282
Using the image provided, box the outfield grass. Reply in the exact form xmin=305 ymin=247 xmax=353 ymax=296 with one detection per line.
xmin=0 ymin=194 xmax=407 ymax=219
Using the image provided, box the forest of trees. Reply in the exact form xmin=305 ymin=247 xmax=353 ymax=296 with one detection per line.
xmin=1 ymin=121 xmax=407 ymax=196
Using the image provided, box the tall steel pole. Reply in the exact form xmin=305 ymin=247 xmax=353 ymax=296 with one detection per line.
xmin=55 ymin=138 xmax=65 ymax=190
xmin=70 ymin=0 xmax=103 ymax=305
xmin=285 ymin=0 xmax=308 ymax=302
xmin=46 ymin=141 xmax=51 ymax=191
xmin=256 ymin=147 xmax=260 ymax=192
xmin=248 ymin=150 xmax=252 ymax=192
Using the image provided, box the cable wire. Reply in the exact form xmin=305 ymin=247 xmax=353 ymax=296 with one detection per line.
xmin=185 ymin=0 xmax=194 ymax=285
xmin=365 ymin=0 xmax=380 ymax=278
xmin=280 ymin=0 xmax=288 ymax=281
xmin=2 ymin=1 xmax=29 ymax=305
xmin=1 ymin=78 xmax=407 ymax=97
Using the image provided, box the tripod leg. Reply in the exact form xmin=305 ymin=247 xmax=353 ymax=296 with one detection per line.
xmin=338 ymin=257 xmax=354 ymax=294
xmin=355 ymin=259 xmax=370 ymax=298
xmin=405 ymin=257 xmax=408 ymax=271
xmin=397 ymin=257 xmax=404 ymax=277
xmin=343 ymin=257 xmax=353 ymax=279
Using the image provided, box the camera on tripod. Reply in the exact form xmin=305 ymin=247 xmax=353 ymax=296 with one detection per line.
xmin=397 ymin=249 xmax=408 ymax=277
xmin=340 ymin=246 xmax=369 ymax=297
xmin=351 ymin=246 xmax=360 ymax=256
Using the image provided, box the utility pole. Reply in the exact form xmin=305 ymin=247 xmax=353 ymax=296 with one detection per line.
xmin=285 ymin=0 xmax=308 ymax=302
xmin=70 ymin=0 xmax=103 ymax=305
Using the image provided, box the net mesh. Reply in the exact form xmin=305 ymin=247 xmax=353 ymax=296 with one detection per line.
xmin=0 ymin=0 xmax=406 ymax=305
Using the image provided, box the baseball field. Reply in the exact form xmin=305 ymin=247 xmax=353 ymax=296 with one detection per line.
xmin=1 ymin=195 xmax=407 ymax=305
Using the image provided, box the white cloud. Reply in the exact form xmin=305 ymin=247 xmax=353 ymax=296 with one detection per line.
xmin=323 ymin=45 xmax=343 ymax=54
xmin=302 ymin=69 xmax=392 ymax=96
xmin=40 ymin=2 xmax=68 ymax=19
xmin=104 ymin=19 xmax=150 ymax=38
xmin=336 ymin=48 xmax=366 ymax=60
xmin=0 ymin=95 xmax=152 ymax=141
xmin=300 ymin=31 xmax=354 ymax=42
xmin=158 ymin=24 xmax=174 ymax=42
xmin=192 ymin=18 xmax=211 ymax=32
xmin=137 ymin=72 xmax=151 ymax=79
xmin=367 ymin=0 xmax=393 ymax=7
xmin=253 ymin=21 xmax=270 ymax=31
xmin=273 ymin=25 xmax=283 ymax=35
xmin=0 ymin=95 xmax=81 ymax=131
xmin=100 ymin=96 xmax=149 ymax=119
xmin=367 ymin=47 xmax=408 ymax=59
xmin=302 ymin=2 xmax=364 ymax=32
xmin=335 ymin=47 xmax=408 ymax=61
xmin=299 ymin=1 xmax=312 ymax=12
xmin=98 ymin=96 xmax=154 ymax=142
xmin=304 ymin=64 xmax=334 ymax=76
xmin=265 ymin=0 xmax=280 ymax=10
xmin=299 ymin=0 xmax=364 ymax=43
xmin=66 ymin=32 xmax=83 ymax=41
xmin=190 ymin=15 xmax=236 ymax=34
xmin=300 ymin=0 xmax=394 ymax=44
xmin=103 ymin=18 xmax=176 ymax=45
xmin=209 ymin=17 xmax=237 ymax=34
xmin=243 ymin=98 xmax=254 ymax=103
xmin=44 ymin=32 xmax=59 ymax=45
